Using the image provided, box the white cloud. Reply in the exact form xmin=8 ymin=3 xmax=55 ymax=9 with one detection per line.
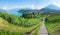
xmin=52 ymin=0 xmax=60 ymax=7
xmin=52 ymin=3 xmax=60 ymax=7
xmin=1 ymin=7 xmax=8 ymax=10
xmin=1 ymin=4 xmax=35 ymax=10
xmin=1 ymin=0 xmax=60 ymax=10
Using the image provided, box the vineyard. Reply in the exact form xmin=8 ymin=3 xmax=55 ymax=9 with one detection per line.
xmin=0 ymin=12 xmax=42 ymax=35
xmin=0 ymin=12 xmax=60 ymax=35
xmin=45 ymin=14 xmax=60 ymax=35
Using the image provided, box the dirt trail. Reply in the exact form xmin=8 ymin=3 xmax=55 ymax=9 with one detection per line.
xmin=39 ymin=23 xmax=48 ymax=35
xmin=39 ymin=17 xmax=48 ymax=35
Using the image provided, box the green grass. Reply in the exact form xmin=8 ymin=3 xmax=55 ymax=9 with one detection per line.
xmin=29 ymin=21 xmax=42 ymax=35
xmin=0 ymin=30 xmax=23 ymax=35
xmin=0 ymin=17 xmax=42 ymax=35
xmin=0 ymin=12 xmax=41 ymax=27
xmin=45 ymin=15 xmax=60 ymax=35
xmin=19 ymin=17 xmax=41 ymax=27
xmin=31 ymin=26 xmax=40 ymax=35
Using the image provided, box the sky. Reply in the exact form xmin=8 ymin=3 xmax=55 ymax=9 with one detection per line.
xmin=0 ymin=0 xmax=60 ymax=10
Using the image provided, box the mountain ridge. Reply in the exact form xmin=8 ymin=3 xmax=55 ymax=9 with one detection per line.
xmin=42 ymin=4 xmax=60 ymax=10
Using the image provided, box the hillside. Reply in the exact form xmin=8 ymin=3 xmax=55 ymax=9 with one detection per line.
xmin=0 ymin=17 xmax=42 ymax=35
xmin=45 ymin=14 xmax=60 ymax=35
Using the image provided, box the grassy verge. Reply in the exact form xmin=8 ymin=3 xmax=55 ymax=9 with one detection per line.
xmin=29 ymin=21 xmax=42 ymax=35
xmin=45 ymin=15 xmax=60 ymax=35
xmin=0 ymin=17 xmax=42 ymax=35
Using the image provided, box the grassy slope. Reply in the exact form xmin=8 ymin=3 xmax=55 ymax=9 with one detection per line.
xmin=45 ymin=15 xmax=60 ymax=35
xmin=0 ymin=17 xmax=42 ymax=34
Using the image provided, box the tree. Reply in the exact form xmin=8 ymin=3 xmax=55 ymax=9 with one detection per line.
xmin=18 ymin=9 xmax=33 ymax=18
xmin=18 ymin=9 xmax=41 ymax=18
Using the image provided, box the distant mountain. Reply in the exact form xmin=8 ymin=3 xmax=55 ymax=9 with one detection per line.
xmin=21 ymin=8 xmax=33 ymax=10
xmin=40 ymin=4 xmax=60 ymax=14
xmin=44 ymin=4 xmax=60 ymax=10
xmin=6 ymin=8 xmax=34 ymax=16
xmin=7 ymin=8 xmax=33 ymax=13
xmin=7 ymin=8 xmax=20 ymax=13
xmin=6 ymin=8 xmax=22 ymax=16
xmin=0 ymin=9 xmax=6 ymax=12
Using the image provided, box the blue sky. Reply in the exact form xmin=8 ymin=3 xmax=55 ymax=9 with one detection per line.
xmin=0 ymin=0 xmax=60 ymax=10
